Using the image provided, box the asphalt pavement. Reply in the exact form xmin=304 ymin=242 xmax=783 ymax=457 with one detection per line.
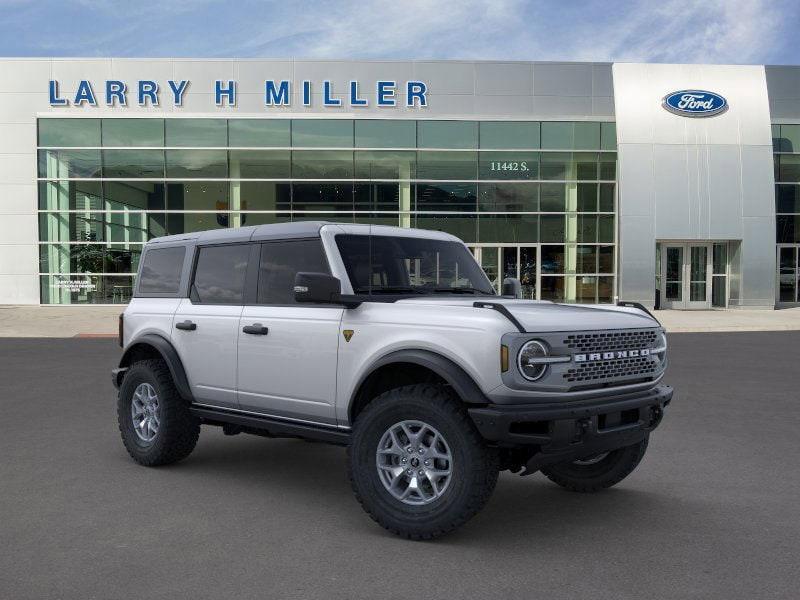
xmin=0 ymin=333 xmax=798 ymax=599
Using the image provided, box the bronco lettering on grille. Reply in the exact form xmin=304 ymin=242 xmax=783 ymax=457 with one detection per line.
xmin=574 ymin=348 xmax=651 ymax=362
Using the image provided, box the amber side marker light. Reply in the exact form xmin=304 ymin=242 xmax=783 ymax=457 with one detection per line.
xmin=500 ymin=345 xmax=509 ymax=372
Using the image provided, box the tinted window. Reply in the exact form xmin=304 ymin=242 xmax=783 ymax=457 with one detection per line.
xmin=165 ymin=119 xmax=227 ymax=147
xmin=38 ymin=119 xmax=101 ymax=147
xmin=102 ymin=119 xmax=164 ymax=147
xmin=228 ymin=119 xmax=290 ymax=147
xmin=138 ymin=246 xmax=186 ymax=295
xmin=335 ymin=234 xmax=494 ymax=295
xmin=257 ymin=240 xmax=329 ymax=304
xmin=192 ymin=244 xmax=250 ymax=304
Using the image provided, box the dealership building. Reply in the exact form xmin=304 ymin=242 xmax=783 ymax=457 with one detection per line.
xmin=0 ymin=58 xmax=799 ymax=309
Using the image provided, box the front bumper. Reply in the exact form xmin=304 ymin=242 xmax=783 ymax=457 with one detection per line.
xmin=468 ymin=385 xmax=672 ymax=469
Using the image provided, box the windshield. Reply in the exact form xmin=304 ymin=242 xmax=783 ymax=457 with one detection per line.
xmin=335 ymin=234 xmax=495 ymax=296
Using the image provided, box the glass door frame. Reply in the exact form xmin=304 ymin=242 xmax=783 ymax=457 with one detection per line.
xmin=471 ymin=244 xmax=540 ymax=299
xmin=777 ymin=244 xmax=800 ymax=305
xmin=659 ymin=241 xmax=713 ymax=310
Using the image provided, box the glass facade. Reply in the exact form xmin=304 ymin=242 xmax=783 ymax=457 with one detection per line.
xmin=774 ymin=124 xmax=800 ymax=303
xmin=37 ymin=118 xmax=617 ymax=304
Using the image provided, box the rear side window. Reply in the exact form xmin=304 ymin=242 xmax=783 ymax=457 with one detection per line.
xmin=258 ymin=239 xmax=329 ymax=304
xmin=192 ymin=244 xmax=250 ymax=304
xmin=137 ymin=246 xmax=186 ymax=295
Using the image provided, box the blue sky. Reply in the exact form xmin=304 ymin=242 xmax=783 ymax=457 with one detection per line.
xmin=1 ymin=0 xmax=798 ymax=64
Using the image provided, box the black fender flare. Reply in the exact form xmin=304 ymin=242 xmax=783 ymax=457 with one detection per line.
xmin=116 ymin=334 xmax=194 ymax=401
xmin=350 ymin=349 xmax=489 ymax=418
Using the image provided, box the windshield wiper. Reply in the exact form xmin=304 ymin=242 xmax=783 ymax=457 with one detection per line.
xmin=430 ymin=287 xmax=494 ymax=295
xmin=353 ymin=286 xmax=428 ymax=295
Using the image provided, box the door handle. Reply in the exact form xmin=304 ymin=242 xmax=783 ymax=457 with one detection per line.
xmin=175 ymin=320 xmax=197 ymax=331
xmin=242 ymin=323 xmax=269 ymax=335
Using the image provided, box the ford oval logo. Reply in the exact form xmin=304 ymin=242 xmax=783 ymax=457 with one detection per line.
xmin=662 ymin=90 xmax=728 ymax=117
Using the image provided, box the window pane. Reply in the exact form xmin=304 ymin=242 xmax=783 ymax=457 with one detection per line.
xmin=541 ymin=122 xmax=573 ymax=150
xmin=776 ymin=215 xmax=798 ymax=243
xmin=414 ymin=214 xmax=477 ymax=243
xmin=103 ymin=150 xmax=165 ymax=178
xmin=104 ymin=181 xmax=166 ymax=211
xmin=39 ymin=181 xmax=103 ymax=211
xmin=232 ymin=212 xmax=291 ymax=227
xmin=578 ymin=214 xmax=598 ymax=242
xmin=577 ymin=183 xmax=598 ymax=212
xmin=478 ymin=152 xmax=539 ymax=179
xmin=354 ymin=151 xmax=415 ymax=179
xmin=574 ymin=122 xmax=601 ymax=150
xmin=165 ymin=119 xmax=227 ymax=146
xmin=598 ymin=215 xmax=615 ymax=242
xmin=779 ymin=155 xmax=800 ymax=182
xmin=38 ymin=212 xmax=156 ymax=245
xmin=102 ymin=119 xmax=164 ymax=147
xmin=541 ymin=245 xmax=565 ymax=273
xmin=713 ymin=243 xmax=727 ymax=274
xmin=540 ymin=152 xmax=570 ymax=180
xmin=599 ymin=183 xmax=615 ymax=211
xmin=540 ymin=183 xmax=566 ymax=211
xmin=416 ymin=151 xmax=477 ymax=179
xmin=167 ymin=181 xmax=229 ymax=211
xmin=41 ymin=274 xmax=135 ymax=304
xmin=415 ymin=183 xmax=477 ymax=211
xmin=354 ymin=120 xmax=416 ymax=148
xmin=577 ymin=245 xmax=597 ymax=273
xmin=600 ymin=122 xmax=617 ymax=150
xmin=291 ymin=120 xmax=353 ymax=147
xmin=540 ymin=215 xmax=566 ymax=242
xmin=228 ymin=119 xmax=290 ymax=147
xmin=292 ymin=150 xmax=353 ymax=179
xmin=598 ymin=245 xmax=614 ymax=273
xmin=167 ymin=212 xmax=227 ymax=233
xmin=138 ymin=246 xmax=185 ymax=294
xmin=354 ymin=183 xmax=403 ymax=211
xmin=238 ymin=181 xmax=291 ymax=211
xmin=38 ymin=149 xmax=101 ymax=178
xmin=540 ymin=276 xmax=564 ymax=301
xmin=576 ymin=275 xmax=598 ymax=303
xmin=39 ymin=119 xmax=100 ymax=147
xmin=575 ymin=152 xmax=599 ymax=180
xmin=257 ymin=240 xmax=330 ymax=304
xmin=192 ymin=244 xmax=249 ymax=304
xmin=292 ymin=182 xmax=354 ymax=211
xmin=479 ymin=183 xmax=538 ymax=211
xmin=417 ymin=121 xmax=477 ymax=149
xmin=776 ymin=185 xmax=800 ymax=213
xmin=780 ymin=125 xmax=800 ymax=153
xmin=477 ymin=214 xmax=538 ymax=243
xmin=479 ymin=122 xmax=540 ymax=149
xmin=229 ymin=150 xmax=290 ymax=178
xmin=165 ymin=150 xmax=227 ymax=178
xmin=598 ymin=276 xmax=614 ymax=303
xmin=599 ymin=152 xmax=616 ymax=180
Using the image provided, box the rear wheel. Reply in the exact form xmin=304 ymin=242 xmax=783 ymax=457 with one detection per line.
xmin=540 ymin=436 xmax=649 ymax=493
xmin=348 ymin=384 xmax=499 ymax=540
xmin=117 ymin=359 xmax=200 ymax=466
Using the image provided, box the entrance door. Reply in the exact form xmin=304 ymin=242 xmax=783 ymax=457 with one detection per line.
xmin=660 ymin=243 xmax=712 ymax=309
xmin=473 ymin=245 xmax=538 ymax=299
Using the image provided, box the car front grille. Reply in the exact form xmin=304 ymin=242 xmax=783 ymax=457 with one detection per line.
xmin=563 ymin=355 xmax=659 ymax=383
xmin=563 ymin=329 xmax=659 ymax=353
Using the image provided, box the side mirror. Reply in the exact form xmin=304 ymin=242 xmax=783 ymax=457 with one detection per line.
xmin=294 ymin=272 xmax=342 ymax=304
xmin=502 ymin=277 xmax=522 ymax=298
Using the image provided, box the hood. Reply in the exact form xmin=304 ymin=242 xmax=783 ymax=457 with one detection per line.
xmin=394 ymin=297 xmax=660 ymax=332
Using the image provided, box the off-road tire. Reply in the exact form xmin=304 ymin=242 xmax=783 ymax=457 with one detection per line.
xmin=117 ymin=359 xmax=200 ymax=466
xmin=347 ymin=384 xmax=499 ymax=540
xmin=540 ymin=436 xmax=649 ymax=493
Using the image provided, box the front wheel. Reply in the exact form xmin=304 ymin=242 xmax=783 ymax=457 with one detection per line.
xmin=347 ymin=384 xmax=499 ymax=540
xmin=540 ymin=436 xmax=649 ymax=493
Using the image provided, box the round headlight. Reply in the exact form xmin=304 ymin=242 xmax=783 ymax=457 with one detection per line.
xmin=518 ymin=340 xmax=549 ymax=381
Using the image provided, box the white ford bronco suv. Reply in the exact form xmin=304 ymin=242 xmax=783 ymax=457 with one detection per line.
xmin=114 ymin=222 xmax=672 ymax=539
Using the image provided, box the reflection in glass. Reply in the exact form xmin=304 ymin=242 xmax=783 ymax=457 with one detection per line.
xmin=39 ymin=181 xmax=103 ymax=211
xmin=416 ymin=151 xmax=477 ymax=180
xmin=416 ymin=183 xmax=477 ymax=212
xmin=39 ymin=119 xmax=101 ymax=147
xmin=477 ymin=214 xmax=538 ymax=243
xmin=38 ymin=149 xmax=102 ymax=178
xmin=229 ymin=150 xmax=290 ymax=179
xmin=165 ymin=119 xmax=227 ymax=147
xmin=103 ymin=150 xmax=165 ymax=178
xmin=165 ymin=150 xmax=227 ymax=178
xmin=480 ymin=122 xmax=539 ymax=149
xmin=479 ymin=183 xmax=538 ymax=212
xmin=417 ymin=121 xmax=478 ymax=149
xmin=102 ymin=119 xmax=164 ymax=147
xmin=414 ymin=214 xmax=477 ymax=243
xmin=292 ymin=150 xmax=353 ymax=179
xmin=228 ymin=119 xmax=290 ymax=147
xmin=354 ymin=151 xmax=415 ymax=179
xmin=291 ymin=120 xmax=353 ymax=147
xmin=292 ymin=182 xmax=354 ymax=212
xmin=355 ymin=120 xmax=416 ymax=148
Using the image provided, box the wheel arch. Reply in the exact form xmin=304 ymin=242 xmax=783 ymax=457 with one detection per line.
xmin=348 ymin=349 xmax=489 ymax=424
xmin=117 ymin=334 xmax=193 ymax=401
